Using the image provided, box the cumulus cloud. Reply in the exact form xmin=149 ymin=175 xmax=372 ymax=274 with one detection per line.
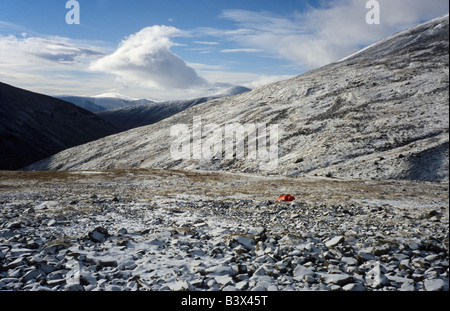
xmin=215 ymin=0 xmax=449 ymax=69
xmin=90 ymin=25 xmax=207 ymax=89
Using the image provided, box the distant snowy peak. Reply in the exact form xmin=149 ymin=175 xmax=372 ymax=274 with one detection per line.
xmin=56 ymin=95 xmax=155 ymax=113
xmin=95 ymin=86 xmax=252 ymax=132
xmin=57 ymin=86 xmax=250 ymax=113
xmin=91 ymin=93 xmax=137 ymax=101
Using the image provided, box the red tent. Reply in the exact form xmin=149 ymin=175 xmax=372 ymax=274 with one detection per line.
xmin=276 ymin=194 xmax=295 ymax=202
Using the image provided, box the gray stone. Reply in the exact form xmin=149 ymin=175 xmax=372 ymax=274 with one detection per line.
xmin=10 ymin=248 xmax=34 ymax=257
xmin=236 ymin=274 xmax=249 ymax=282
xmin=343 ymin=283 xmax=366 ymax=291
xmin=233 ymin=235 xmax=255 ymax=250
xmin=320 ymin=273 xmax=354 ymax=286
xmin=252 ymin=279 xmax=275 ymax=291
xmin=6 ymin=257 xmax=26 ymax=269
xmin=365 ymin=263 xmax=389 ymax=288
xmin=96 ymin=257 xmax=118 ymax=268
xmin=356 ymin=251 xmax=376 ymax=263
xmin=215 ymin=275 xmax=234 ymax=287
xmin=6 ymin=222 xmax=22 ymax=229
xmin=205 ymin=278 xmax=219 ymax=290
xmin=325 ymin=236 xmax=345 ymax=248
xmin=1 ymin=278 xmax=20 ymax=285
xmin=424 ymin=279 xmax=446 ymax=291
xmin=21 ymin=269 xmax=45 ymax=282
xmin=47 ymin=278 xmax=66 ymax=286
xmin=170 ymin=280 xmax=191 ymax=291
xmin=407 ymin=241 xmax=419 ymax=250
xmin=222 ymin=285 xmax=239 ymax=291
xmin=148 ymin=238 xmax=166 ymax=247
xmin=117 ymin=228 xmax=128 ymax=236
xmin=412 ymin=273 xmax=424 ymax=282
xmin=248 ymin=227 xmax=266 ymax=239
xmin=253 ymin=266 xmax=266 ymax=276
xmin=250 ymin=285 xmax=267 ymax=291
xmin=38 ymin=263 xmax=58 ymax=274
xmin=293 ymin=264 xmax=315 ymax=281
xmin=236 ymin=280 xmax=249 ymax=290
xmin=46 ymin=271 xmax=64 ymax=281
xmin=329 ymin=284 xmax=342 ymax=291
xmin=205 ymin=265 xmax=237 ymax=276
xmin=399 ymin=281 xmax=415 ymax=291
xmin=80 ymin=273 xmax=98 ymax=286
xmin=373 ymin=244 xmax=391 ymax=256
xmin=47 ymin=219 xmax=57 ymax=226
xmin=424 ymin=254 xmax=440 ymax=262
xmin=304 ymin=275 xmax=316 ymax=284
xmin=398 ymin=259 xmax=411 ymax=270
xmin=341 ymin=256 xmax=358 ymax=266
xmin=87 ymin=227 xmax=109 ymax=243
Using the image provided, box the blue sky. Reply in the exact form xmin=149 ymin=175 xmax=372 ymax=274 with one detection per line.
xmin=1 ymin=0 xmax=448 ymax=100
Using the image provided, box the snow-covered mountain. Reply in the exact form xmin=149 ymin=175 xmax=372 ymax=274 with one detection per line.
xmin=55 ymin=94 xmax=155 ymax=113
xmin=27 ymin=15 xmax=449 ymax=181
xmin=57 ymin=86 xmax=251 ymax=116
xmin=97 ymin=87 xmax=251 ymax=131
xmin=0 ymin=82 xmax=119 ymax=170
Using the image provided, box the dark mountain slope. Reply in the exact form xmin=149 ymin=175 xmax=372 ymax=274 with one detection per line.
xmin=0 ymin=82 xmax=118 ymax=170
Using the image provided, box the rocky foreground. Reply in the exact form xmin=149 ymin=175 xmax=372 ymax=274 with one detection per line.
xmin=0 ymin=169 xmax=448 ymax=291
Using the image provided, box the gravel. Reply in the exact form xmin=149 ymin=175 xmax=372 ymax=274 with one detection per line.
xmin=1 ymin=181 xmax=448 ymax=292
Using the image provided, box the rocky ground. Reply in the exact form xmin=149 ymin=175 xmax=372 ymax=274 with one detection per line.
xmin=0 ymin=169 xmax=448 ymax=291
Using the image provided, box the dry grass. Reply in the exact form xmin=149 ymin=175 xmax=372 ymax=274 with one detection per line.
xmin=1 ymin=169 xmax=448 ymax=209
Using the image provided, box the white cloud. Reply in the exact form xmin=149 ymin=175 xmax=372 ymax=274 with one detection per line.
xmin=3 ymin=0 xmax=446 ymax=99
xmin=0 ymin=20 xmax=28 ymax=33
xmin=220 ymin=48 xmax=264 ymax=53
xmin=0 ymin=33 xmax=108 ymax=94
xmin=196 ymin=69 xmax=293 ymax=90
xmin=90 ymin=25 xmax=207 ymax=90
xmin=194 ymin=41 xmax=220 ymax=45
xmin=0 ymin=34 xmax=103 ymax=69
xmin=1 ymin=24 xmax=286 ymax=99
xmin=214 ymin=0 xmax=449 ymax=69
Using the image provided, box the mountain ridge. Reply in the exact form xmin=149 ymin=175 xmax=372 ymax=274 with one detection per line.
xmin=55 ymin=95 xmax=155 ymax=113
xmin=26 ymin=15 xmax=449 ymax=181
xmin=56 ymin=86 xmax=251 ymax=115
xmin=96 ymin=86 xmax=251 ymax=131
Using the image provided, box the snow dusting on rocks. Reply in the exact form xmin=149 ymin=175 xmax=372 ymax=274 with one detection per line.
xmin=1 ymin=169 xmax=448 ymax=291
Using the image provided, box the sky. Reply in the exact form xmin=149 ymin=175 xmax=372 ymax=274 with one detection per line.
xmin=0 ymin=0 xmax=448 ymax=100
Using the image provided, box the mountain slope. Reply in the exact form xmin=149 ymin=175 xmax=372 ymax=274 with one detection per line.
xmin=26 ymin=15 xmax=449 ymax=181
xmin=0 ymin=82 xmax=119 ymax=170
xmin=96 ymin=87 xmax=251 ymax=132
